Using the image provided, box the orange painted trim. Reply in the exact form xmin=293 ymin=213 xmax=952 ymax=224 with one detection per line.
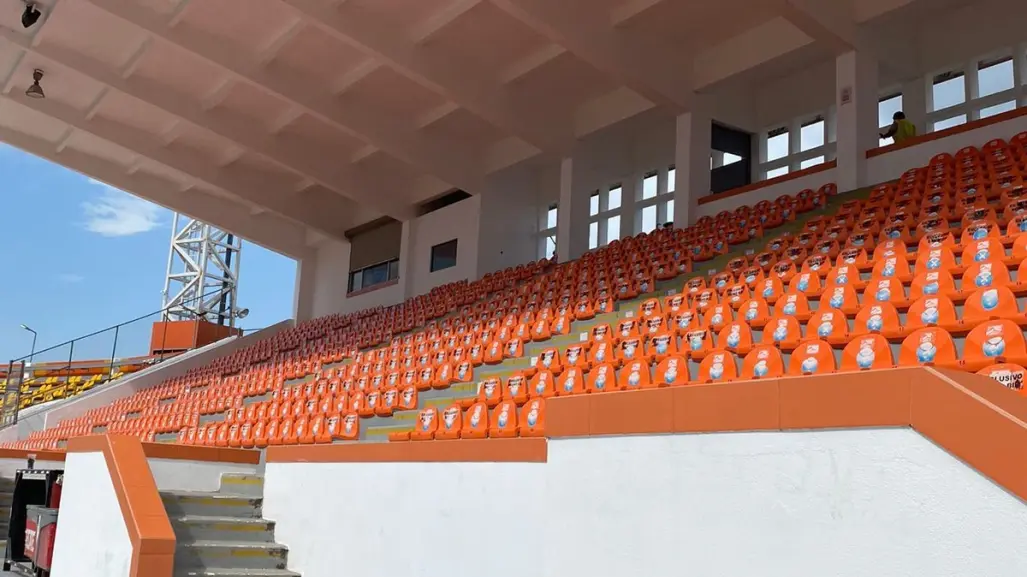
xmin=266 ymin=438 xmax=547 ymax=463
xmin=697 ymin=160 xmax=837 ymax=206
xmin=140 ymin=442 xmax=260 ymax=465
xmin=0 ymin=448 xmax=65 ymax=461
xmin=67 ymin=435 xmax=176 ymax=577
xmin=867 ymin=106 xmax=1027 ymax=159
xmin=544 ymin=367 xmax=1027 ymax=502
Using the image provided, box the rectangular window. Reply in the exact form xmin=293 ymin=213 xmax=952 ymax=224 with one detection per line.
xmin=766 ymin=166 xmax=789 ymax=180
xmin=545 ymin=205 xmax=557 ymax=229
xmin=664 ymin=199 xmax=674 ymax=224
xmin=879 ymin=93 xmax=903 ymax=128
xmin=605 ymin=215 xmax=620 ymax=245
xmin=766 ymin=127 xmax=789 ymax=161
xmin=980 ymin=100 xmax=1016 ymax=118
xmin=608 ymin=186 xmax=622 ymax=211
xmin=589 ymin=192 xmax=600 ymax=216
xmin=641 ymin=205 xmax=657 ymax=234
xmin=800 ymin=156 xmax=825 ymax=170
xmin=642 ymin=173 xmax=657 ymax=200
xmin=978 ymin=57 xmax=1014 ymax=98
xmin=667 ymin=167 xmax=676 ymax=193
xmin=348 ymin=258 xmax=399 ymax=293
xmin=430 ymin=239 xmax=458 ymax=272
xmin=544 ymin=236 xmax=556 ymax=259
xmin=932 ymin=71 xmax=965 ymax=110
xmin=588 ymin=221 xmax=599 ymax=250
xmin=363 ymin=262 xmax=389 ymax=286
xmin=800 ymin=118 xmax=825 ymax=151
xmin=933 ymin=114 xmax=967 ymax=132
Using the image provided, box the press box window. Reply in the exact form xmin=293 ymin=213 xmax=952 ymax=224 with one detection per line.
xmin=430 ymin=239 xmax=458 ymax=272
xmin=348 ymin=258 xmax=399 ymax=293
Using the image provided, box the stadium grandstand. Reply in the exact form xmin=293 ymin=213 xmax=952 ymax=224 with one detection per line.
xmin=0 ymin=0 xmax=1025 ymax=575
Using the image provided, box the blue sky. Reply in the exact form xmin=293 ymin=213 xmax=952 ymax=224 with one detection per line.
xmin=0 ymin=144 xmax=296 ymax=365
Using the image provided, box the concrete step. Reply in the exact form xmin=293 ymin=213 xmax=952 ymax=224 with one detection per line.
xmin=174 ymin=569 xmax=299 ymax=577
xmin=172 ymin=516 xmax=276 ymax=543
xmin=161 ymin=492 xmax=262 ymax=519
xmin=219 ymin=474 xmax=264 ymax=498
xmin=364 ymin=423 xmax=416 ymax=438
xmin=174 ymin=540 xmax=289 ymax=571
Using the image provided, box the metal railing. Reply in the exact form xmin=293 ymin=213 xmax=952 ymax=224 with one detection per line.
xmin=2 ymin=288 xmax=232 ymax=427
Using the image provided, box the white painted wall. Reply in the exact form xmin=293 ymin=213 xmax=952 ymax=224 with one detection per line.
xmin=755 ymin=58 xmax=837 ymax=131
xmin=696 ymin=166 xmax=837 ymax=217
xmin=50 ymin=451 xmax=132 ymax=577
xmin=408 ymin=195 xmax=482 ymax=298
xmin=867 ymin=113 xmax=1027 ymax=184
xmin=477 ymin=164 xmax=548 ymax=277
xmin=147 ymin=458 xmax=258 ymax=493
xmin=263 ymin=458 xmax=546 ymax=577
xmin=306 ymin=196 xmax=484 ymax=317
xmin=749 ymin=0 xmax=1027 ymax=135
xmin=0 ymin=458 xmax=64 ymax=479
xmin=262 ymin=429 xmax=1027 ymax=577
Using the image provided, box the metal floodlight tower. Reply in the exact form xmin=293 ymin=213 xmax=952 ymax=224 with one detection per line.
xmin=161 ymin=214 xmax=243 ymax=327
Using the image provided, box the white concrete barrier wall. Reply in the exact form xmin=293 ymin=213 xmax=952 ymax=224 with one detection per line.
xmin=147 ymin=458 xmax=258 ymax=493
xmin=0 ymin=458 xmax=63 ymax=479
xmin=696 ymin=167 xmax=837 ymax=218
xmin=263 ymin=429 xmax=1027 ymax=577
xmin=867 ymin=114 xmax=1027 ymax=185
xmin=49 ymin=451 xmax=132 ymax=577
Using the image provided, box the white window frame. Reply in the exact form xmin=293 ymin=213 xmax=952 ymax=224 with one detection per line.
xmin=537 ymin=203 xmax=558 ymax=259
xmin=632 ymin=166 xmax=676 ymax=234
xmin=926 ymin=44 xmax=1027 ymax=132
xmin=758 ymin=112 xmax=836 ymax=182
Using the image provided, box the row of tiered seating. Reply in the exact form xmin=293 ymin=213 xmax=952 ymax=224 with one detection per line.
xmin=9 ymin=133 xmax=1027 ymax=449
xmin=3 ymin=179 xmax=837 ymax=450
xmin=389 ymin=137 xmax=1027 ymax=441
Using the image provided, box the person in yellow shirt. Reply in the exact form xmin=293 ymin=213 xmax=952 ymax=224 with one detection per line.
xmin=880 ymin=111 xmax=917 ymax=144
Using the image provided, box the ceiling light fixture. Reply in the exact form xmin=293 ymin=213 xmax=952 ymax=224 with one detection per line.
xmin=21 ymin=1 xmax=41 ymax=28
xmin=25 ymin=69 xmax=44 ymax=99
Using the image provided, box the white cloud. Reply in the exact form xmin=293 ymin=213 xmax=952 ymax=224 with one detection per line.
xmin=57 ymin=273 xmax=84 ymax=284
xmin=82 ymin=179 xmax=162 ymax=237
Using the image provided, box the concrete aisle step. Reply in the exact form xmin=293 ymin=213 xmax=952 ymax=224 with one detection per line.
xmin=172 ymin=516 xmax=276 ymax=543
xmin=174 ymin=540 xmax=288 ymax=571
xmin=174 ymin=569 xmax=299 ymax=577
xmin=161 ymin=492 xmax=263 ymax=518
xmin=219 ymin=474 xmax=265 ymax=498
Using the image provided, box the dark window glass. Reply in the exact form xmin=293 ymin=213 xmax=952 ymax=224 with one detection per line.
xmin=348 ymin=258 xmax=399 ymax=293
xmin=430 ymin=239 xmax=458 ymax=272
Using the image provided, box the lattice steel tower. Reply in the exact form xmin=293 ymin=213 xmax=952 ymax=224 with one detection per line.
xmin=161 ymin=214 xmax=243 ymax=327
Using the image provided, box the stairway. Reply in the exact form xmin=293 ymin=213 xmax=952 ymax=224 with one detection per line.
xmin=163 ymin=473 xmax=299 ymax=577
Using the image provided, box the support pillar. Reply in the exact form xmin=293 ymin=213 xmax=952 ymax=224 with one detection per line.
xmin=398 ymin=219 xmax=415 ymax=300
xmin=835 ymin=50 xmax=879 ymax=192
xmin=901 ymin=78 xmax=928 ymax=137
xmin=1015 ymin=42 xmax=1027 ymax=108
xmin=292 ymin=253 xmax=316 ymax=322
xmin=673 ymin=97 xmax=712 ymax=228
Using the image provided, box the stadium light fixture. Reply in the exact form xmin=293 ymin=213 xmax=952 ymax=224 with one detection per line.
xmin=25 ymin=69 xmax=44 ymax=99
